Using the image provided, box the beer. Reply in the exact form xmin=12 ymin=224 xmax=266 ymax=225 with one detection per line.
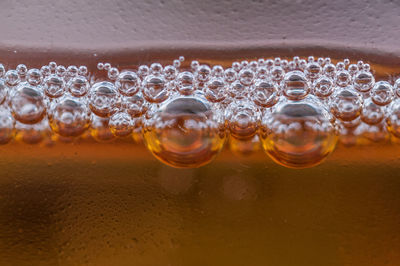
xmin=0 ymin=56 xmax=399 ymax=266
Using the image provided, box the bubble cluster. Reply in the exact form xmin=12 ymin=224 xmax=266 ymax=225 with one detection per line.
xmin=0 ymin=57 xmax=399 ymax=168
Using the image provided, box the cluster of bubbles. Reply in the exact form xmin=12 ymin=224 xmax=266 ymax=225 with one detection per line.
xmin=0 ymin=56 xmax=399 ymax=168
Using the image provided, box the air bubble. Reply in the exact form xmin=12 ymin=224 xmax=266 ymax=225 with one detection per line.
xmin=56 ymin=65 xmax=66 ymax=76
xmin=27 ymin=68 xmax=43 ymax=86
xmin=260 ymin=97 xmax=337 ymax=168
xmin=0 ymin=107 xmax=14 ymax=144
xmin=115 ymin=71 xmax=140 ymax=96
xmin=304 ymin=62 xmax=321 ymax=80
xmin=90 ymin=115 xmax=115 ymax=142
xmin=143 ymin=96 xmax=225 ymax=168
xmin=238 ymin=68 xmax=255 ymax=86
xmin=395 ymin=78 xmax=400 ymax=98
xmin=0 ymin=79 xmax=8 ymax=104
xmin=109 ymin=111 xmax=133 ymax=137
xmin=353 ymin=71 xmax=375 ymax=93
xmin=335 ymin=70 xmax=351 ymax=87
xmin=176 ymin=71 xmax=195 ymax=96
xmin=43 ymin=74 xmax=65 ymax=98
xmin=10 ymin=83 xmax=46 ymax=124
xmin=313 ymin=76 xmax=334 ymax=98
xmin=226 ymin=100 xmax=259 ymax=140
xmin=107 ymin=67 xmax=119 ymax=80
xmin=282 ymin=71 xmax=310 ymax=100
xmin=224 ymin=68 xmax=237 ymax=83
xmin=150 ymin=63 xmax=163 ymax=75
xmin=122 ymin=93 xmax=147 ymax=118
xmin=48 ymin=96 xmax=91 ymax=137
xmin=270 ymin=66 xmax=284 ymax=82
xmin=205 ymin=77 xmax=227 ymax=102
xmin=387 ymin=99 xmax=400 ymax=138
xmin=0 ymin=64 xmax=5 ymax=78
xmin=251 ymin=79 xmax=280 ymax=107
xmin=138 ymin=65 xmax=150 ymax=78
xmin=67 ymin=75 xmax=90 ymax=97
xmin=370 ymin=81 xmax=393 ymax=106
xmin=196 ymin=65 xmax=211 ymax=82
xmin=330 ymin=86 xmax=363 ymax=121
xmin=16 ymin=64 xmax=28 ymax=78
xmin=360 ymin=98 xmax=385 ymax=125
xmin=163 ymin=65 xmax=177 ymax=81
xmin=5 ymin=70 xmax=20 ymax=87
xmin=89 ymin=81 xmax=118 ymax=117
xmin=142 ymin=74 xmax=169 ymax=103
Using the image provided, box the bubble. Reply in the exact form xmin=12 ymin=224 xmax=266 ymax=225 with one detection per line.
xmin=323 ymin=63 xmax=336 ymax=79
xmin=360 ymin=98 xmax=385 ymax=125
xmin=238 ymin=68 xmax=255 ymax=86
xmin=176 ymin=71 xmax=195 ymax=96
xmin=150 ymin=63 xmax=163 ymax=75
xmin=313 ymin=76 xmax=334 ymax=98
xmin=107 ymin=67 xmax=119 ymax=80
xmin=90 ymin=115 xmax=115 ymax=142
xmin=43 ymin=74 xmax=65 ymax=98
xmin=27 ymin=68 xmax=43 ymax=86
xmin=109 ymin=111 xmax=133 ymax=137
xmin=387 ymin=99 xmax=400 ymax=138
xmin=370 ymin=81 xmax=393 ymax=106
xmin=229 ymin=135 xmax=261 ymax=156
xmin=56 ymin=65 xmax=66 ymax=76
xmin=142 ymin=74 xmax=169 ymax=103
xmin=251 ymin=79 xmax=280 ymax=107
xmin=348 ymin=64 xmax=359 ymax=76
xmin=204 ymin=77 xmax=227 ymax=102
xmin=78 ymin=65 xmax=88 ymax=76
xmin=103 ymin=63 xmax=111 ymax=71
xmin=353 ymin=71 xmax=375 ymax=92
xmin=67 ymin=75 xmax=90 ymax=97
xmin=212 ymin=65 xmax=224 ymax=77
xmin=40 ymin=65 xmax=51 ymax=77
xmin=335 ymin=70 xmax=351 ymax=87
xmin=196 ymin=65 xmax=211 ymax=82
xmin=89 ymin=81 xmax=118 ymax=117
xmin=228 ymin=80 xmax=246 ymax=99
xmin=304 ymin=62 xmax=321 ymax=80
xmin=115 ymin=71 xmax=140 ymax=96
xmin=163 ymin=65 xmax=177 ymax=80
xmin=5 ymin=70 xmax=20 ymax=87
xmin=143 ymin=96 xmax=225 ymax=168
xmin=0 ymin=64 xmax=5 ymax=78
xmin=330 ymin=86 xmax=363 ymax=121
xmin=260 ymin=97 xmax=337 ymax=168
xmin=49 ymin=62 xmax=57 ymax=72
xmin=270 ymin=66 xmax=284 ymax=82
xmin=48 ymin=96 xmax=91 ymax=137
xmin=123 ymin=93 xmax=147 ymax=118
xmin=256 ymin=66 xmax=268 ymax=79
xmin=0 ymin=107 xmax=15 ymax=144
xmin=232 ymin=61 xmax=241 ymax=72
xmin=138 ymin=65 xmax=149 ymax=78
xmin=0 ymin=79 xmax=8 ymax=104
xmin=173 ymin=59 xmax=181 ymax=68
xmin=179 ymin=56 xmax=185 ymax=62
xmin=394 ymin=78 xmax=400 ymax=98
xmin=15 ymin=119 xmax=50 ymax=144
xmin=226 ymin=100 xmax=259 ymax=140
xmin=190 ymin=60 xmax=200 ymax=71
xmin=10 ymin=83 xmax=46 ymax=124
xmin=224 ymin=68 xmax=237 ymax=83
xmin=16 ymin=64 xmax=27 ymax=77
xmin=97 ymin=62 xmax=104 ymax=70
xmin=282 ymin=71 xmax=310 ymax=100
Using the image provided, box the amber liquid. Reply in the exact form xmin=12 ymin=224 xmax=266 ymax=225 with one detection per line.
xmin=1 ymin=49 xmax=400 ymax=266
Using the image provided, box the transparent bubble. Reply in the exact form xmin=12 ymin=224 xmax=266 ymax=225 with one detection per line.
xmin=115 ymin=71 xmax=140 ymax=96
xmin=394 ymin=78 xmax=400 ymax=98
xmin=89 ymin=81 xmax=118 ymax=117
xmin=109 ymin=111 xmax=133 ymax=137
xmin=196 ymin=65 xmax=211 ymax=82
xmin=143 ymin=96 xmax=225 ymax=168
xmin=138 ymin=65 xmax=149 ymax=78
xmin=323 ymin=63 xmax=336 ymax=79
xmin=0 ymin=64 xmax=5 ymax=78
xmin=212 ymin=65 xmax=224 ymax=77
xmin=228 ymin=80 xmax=246 ymax=99
xmin=40 ymin=65 xmax=51 ymax=77
xmin=176 ymin=71 xmax=195 ymax=96
xmin=256 ymin=66 xmax=268 ymax=79
xmin=335 ymin=70 xmax=351 ymax=87
xmin=78 ymin=65 xmax=88 ymax=76
xmin=260 ymin=97 xmax=337 ymax=168
xmin=232 ymin=62 xmax=241 ymax=72
xmin=16 ymin=64 xmax=27 ymax=77
xmin=122 ymin=93 xmax=147 ymax=118
xmin=224 ymin=68 xmax=237 ymax=83
xmin=103 ymin=63 xmax=111 ymax=71
xmin=56 ymin=65 xmax=66 ymax=76
xmin=360 ymin=98 xmax=385 ymax=125
xmin=282 ymin=71 xmax=310 ymax=100
xmin=370 ymin=81 xmax=393 ymax=106
xmin=0 ymin=107 xmax=15 ymax=144
xmin=49 ymin=61 xmax=57 ymax=72
xmin=304 ymin=62 xmax=321 ymax=80
xmin=238 ymin=68 xmax=255 ymax=86
xmin=0 ymin=79 xmax=8 ymax=104
xmin=142 ymin=74 xmax=169 ymax=103
xmin=313 ymin=76 xmax=334 ymax=98
xmin=15 ymin=119 xmax=50 ymax=144
xmin=107 ymin=67 xmax=119 ymax=80
xmin=150 ymin=63 xmax=163 ymax=75
xmin=97 ymin=62 xmax=104 ymax=70
xmin=5 ymin=70 xmax=20 ymax=87
xmin=90 ymin=115 xmax=115 ymax=142
xmin=163 ymin=65 xmax=177 ymax=81
xmin=229 ymin=134 xmax=261 ymax=156
xmin=67 ymin=75 xmax=90 ymax=97
xmin=48 ymin=96 xmax=91 ymax=137
xmin=190 ymin=60 xmax=200 ymax=71
xmin=27 ymin=68 xmax=42 ymax=86
xmin=205 ymin=77 xmax=227 ymax=102
xmin=353 ymin=71 xmax=375 ymax=93
xmin=387 ymin=99 xmax=400 ymax=138
xmin=348 ymin=64 xmax=359 ymax=76
xmin=43 ymin=74 xmax=65 ymax=98
xmin=330 ymin=86 xmax=363 ymax=121
xmin=270 ymin=66 xmax=284 ymax=82
xmin=10 ymin=83 xmax=46 ymax=124
xmin=251 ymin=79 xmax=280 ymax=107
xmin=179 ymin=56 xmax=185 ymax=62
xmin=173 ymin=59 xmax=181 ymax=68
xmin=226 ymin=100 xmax=259 ymax=140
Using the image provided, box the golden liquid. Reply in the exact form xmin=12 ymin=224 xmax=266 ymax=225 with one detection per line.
xmin=0 ymin=50 xmax=399 ymax=265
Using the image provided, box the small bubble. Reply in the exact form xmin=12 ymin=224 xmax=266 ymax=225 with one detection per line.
xmin=163 ymin=65 xmax=177 ymax=80
xmin=27 ymin=68 xmax=42 ymax=86
xmin=196 ymin=65 xmax=211 ymax=82
xmin=353 ymin=71 xmax=375 ymax=92
xmin=150 ymin=63 xmax=163 ymax=75
xmin=48 ymin=96 xmax=91 ymax=137
xmin=394 ymin=78 xmax=400 ymax=98
xmin=49 ymin=62 xmax=57 ymax=72
xmin=56 ymin=65 xmax=66 ymax=76
xmin=138 ymin=65 xmax=150 ymax=78
xmin=40 ymin=65 xmax=51 ymax=77
xmin=211 ymin=65 xmax=224 ymax=77
xmin=313 ymin=76 xmax=334 ymax=98
xmin=330 ymin=86 xmax=363 ymax=121
xmin=109 ymin=111 xmax=133 ymax=137
xmin=304 ymin=62 xmax=321 ymax=80
xmin=78 ymin=65 xmax=88 ymax=76
xmin=387 ymin=99 xmax=400 ymax=138
xmin=190 ymin=60 xmax=200 ymax=71
xmin=256 ymin=66 xmax=268 ymax=79
xmin=370 ymin=81 xmax=393 ymax=106
xmin=89 ymin=81 xmax=118 ymax=117
xmin=360 ymin=98 xmax=384 ymax=125
xmin=5 ymin=70 xmax=20 ymax=87
xmin=238 ymin=68 xmax=255 ymax=86
xmin=173 ymin=59 xmax=181 ymax=68
xmin=335 ymin=70 xmax=351 ymax=87
xmin=107 ymin=67 xmax=119 ymax=80
xmin=97 ymin=62 xmax=104 ymax=70
xmin=123 ymin=93 xmax=147 ymax=118
xmin=226 ymin=100 xmax=259 ymax=140
xmin=43 ymin=74 xmax=65 ymax=98
xmin=115 ymin=71 xmax=140 ymax=96
xmin=103 ymin=63 xmax=111 ymax=71
xmin=16 ymin=64 xmax=28 ymax=77
xmin=348 ymin=64 xmax=359 ymax=76
xmin=0 ymin=107 xmax=14 ymax=144
xmin=0 ymin=64 xmax=5 ymax=78
xmin=251 ymin=79 xmax=280 ymax=107
xmin=142 ymin=74 xmax=169 ymax=103
xmin=224 ymin=68 xmax=237 ymax=83
xmin=179 ymin=56 xmax=185 ymax=62
xmin=10 ymin=83 xmax=46 ymax=124
xmin=282 ymin=71 xmax=310 ymax=100
xmin=323 ymin=63 xmax=336 ymax=79
xmin=232 ymin=62 xmax=241 ymax=72
xmin=0 ymin=79 xmax=8 ymax=104
xmin=176 ymin=71 xmax=195 ymax=96
xmin=270 ymin=66 xmax=284 ymax=82
xmin=67 ymin=75 xmax=90 ymax=97
xmin=205 ymin=77 xmax=227 ymax=102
